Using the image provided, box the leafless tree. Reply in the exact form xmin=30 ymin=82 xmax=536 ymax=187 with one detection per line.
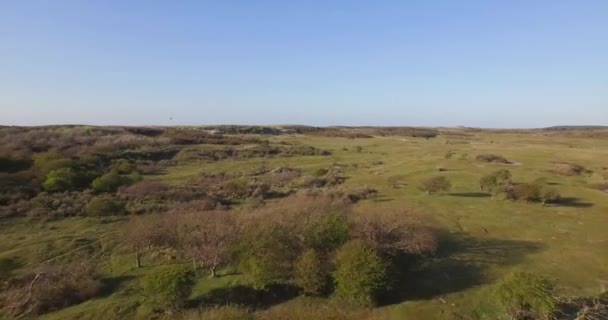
xmin=176 ymin=211 xmax=239 ymax=277
xmin=351 ymin=210 xmax=438 ymax=256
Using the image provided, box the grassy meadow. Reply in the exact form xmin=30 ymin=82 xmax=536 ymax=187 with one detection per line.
xmin=1 ymin=127 xmax=607 ymax=319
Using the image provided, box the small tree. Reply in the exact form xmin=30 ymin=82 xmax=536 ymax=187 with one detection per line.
xmin=126 ymin=216 xmax=170 ymax=268
xmin=419 ymin=176 xmax=451 ymax=195
xmin=480 ymin=169 xmax=512 ymax=199
xmin=140 ymin=265 xmax=195 ymax=311
xmin=240 ymin=223 xmax=299 ymax=288
xmin=294 ymin=249 xmax=326 ymax=296
xmin=177 ymin=212 xmax=239 ymax=277
xmin=540 ymin=188 xmax=561 ymax=206
xmin=333 ymin=240 xmax=387 ymax=306
xmin=496 ymin=272 xmax=557 ymax=320
xmin=352 ymin=210 xmax=438 ymax=257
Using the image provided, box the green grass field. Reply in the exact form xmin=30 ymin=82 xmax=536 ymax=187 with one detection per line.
xmin=2 ymin=130 xmax=607 ymax=319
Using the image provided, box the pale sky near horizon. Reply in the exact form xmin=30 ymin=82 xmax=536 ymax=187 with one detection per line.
xmin=1 ymin=1 xmax=607 ymax=128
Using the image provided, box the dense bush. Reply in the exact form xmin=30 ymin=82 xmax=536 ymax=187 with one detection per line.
xmin=345 ymin=187 xmax=378 ymax=203
xmin=475 ymin=154 xmax=511 ymax=164
xmin=479 ymin=169 xmax=512 ymax=198
xmin=173 ymin=143 xmax=329 ymax=163
xmin=28 ymin=191 xmax=93 ymax=219
xmin=505 ymin=183 xmax=542 ymax=202
xmin=587 ymin=182 xmax=608 ymax=192
xmin=419 ymin=176 xmax=451 ymax=195
xmin=91 ymin=169 xmax=140 ymax=193
xmin=120 ymin=180 xmax=170 ymax=201
xmin=85 ymin=196 xmax=125 ymax=216
xmin=294 ymin=249 xmax=326 ymax=296
xmin=333 ymin=240 xmax=388 ymax=306
xmin=352 ymin=210 xmax=438 ymax=256
xmin=0 ymin=157 xmax=31 ymax=173
xmin=0 ymin=171 xmax=39 ymax=196
xmin=141 ymin=265 xmax=196 ymax=311
xmin=495 ymin=272 xmax=557 ymax=320
xmin=43 ymin=168 xmax=80 ymax=192
xmin=302 ymin=212 xmax=351 ymax=253
xmin=240 ymin=223 xmax=299 ymax=288
xmin=540 ymin=188 xmax=561 ymax=205
xmin=33 ymin=151 xmax=75 ymax=178
xmin=0 ymin=262 xmax=102 ymax=317
xmin=550 ymin=162 xmax=590 ymax=176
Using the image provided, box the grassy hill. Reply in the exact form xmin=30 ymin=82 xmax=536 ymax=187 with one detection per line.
xmin=1 ymin=126 xmax=607 ymax=319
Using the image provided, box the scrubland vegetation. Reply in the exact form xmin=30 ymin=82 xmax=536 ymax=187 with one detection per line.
xmin=1 ymin=125 xmax=607 ymax=319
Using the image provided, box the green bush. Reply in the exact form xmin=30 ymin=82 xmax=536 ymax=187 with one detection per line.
xmin=240 ymin=224 xmax=298 ymax=289
xmin=313 ymin=168 xmax=329 ymax=176
xmin=91 ymin=169 xmax=140 ymax=193
xmin=43 ymin=168 xmax=79 ymax=192
xmin=111 ymin=159 xmax=137 ymax=174
xmin=540 ymin=188 xmax=561 ymax=205
xmin=475 ymin=154 xmax=511 ymax=164
xmin=506 ymin=183 xmax=542 ymax=202
xmin=495 ymin=272 xmax=557 ymax=320
xmin=294 ymin=249 xmax=326 ymax=296
xmin=333 ymin=240 xmax=387 ymax=306
xmin=141 ymin=265 xmax=195 ymax=311
xmin=33 ymin=151 xmax=75 ymax=178
xmin=303 ymin=212 xmax=351 ymax=253
xmin=85 ymin=196 xmax=125 ymax=216
xmin=479 ymin=169 xmax=512 ymax=198
xmin=419 ymin=176 xmax=451 ymax=195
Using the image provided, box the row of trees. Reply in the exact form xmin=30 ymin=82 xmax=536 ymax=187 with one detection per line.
xmin=419 ymin=170 xmax=562 ymax=205
xmin=127 ymin=194 xmax=438 ymax=309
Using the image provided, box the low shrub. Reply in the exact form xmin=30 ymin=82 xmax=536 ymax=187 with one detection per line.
xmin=0 ymin=157 xmax=32 ymax=173
xmin=43 ymin=168 xmax=80 ymax=192
xmin=91 ymin=169 xmax=140 ymax=193
xmin=120 ymin=180 xmax=170 ymax=201
xmin=345 ymin=187 xmax=378 ymax=203
xmin=333 ymin=240 xmax=388 ymax=306
xmin=85 ymin=196 xmax=125 ymax=216
xmin=540 ymin=188 xmax=561 ymax=205
xmin=495 ymin=272 xmax=557 ymax=320
xmin=387 ymin=175 xmax=406 ymax=189
xmin=588 ymin=182 xmax=608 ymax=192
xmin=28 ymin=191 xmax=93 ymax=219
xmin=550 ymin=162 xmax=590 ymax=176
xmin=476 ymin=154 xmax=511 ymax=164
xmin=239 ymin=223 xmax=299 ymax=289
xmin=294 ymin=249 xmax=326 ymax=296
xmin=479 ymin=169 xmax=512 ymax=198
xmin=352 ymin=210 xmax=438 ymax=256
xmin=140 ymin=265 xmax=195 ymax=311
xmin=419 ymin=176 xmax=451 ymax=195
xmin=0 ymin=262 xmax=102 ymax=317
xmin=505 ymin=183 xmax=542 ymax=202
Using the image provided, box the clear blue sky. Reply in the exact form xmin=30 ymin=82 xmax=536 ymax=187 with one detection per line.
xmin=1 ymin=1 xmax=607 ymax=127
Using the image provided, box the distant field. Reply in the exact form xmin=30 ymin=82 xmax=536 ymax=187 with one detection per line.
xmin=1 ymin=126 xmax=607 ymax=319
